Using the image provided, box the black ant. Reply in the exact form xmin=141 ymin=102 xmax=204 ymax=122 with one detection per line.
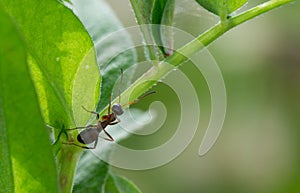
xmin=63 ymin=69 xmax=155 ymax=149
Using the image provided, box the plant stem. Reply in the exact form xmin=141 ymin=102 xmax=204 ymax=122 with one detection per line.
xmin=167 ymin=0 xmax=293 ymax=66
xmin=58 ymin=141 xmax=82 ymax=193
xmin=98 ymin=0 xmax=292 ymax=114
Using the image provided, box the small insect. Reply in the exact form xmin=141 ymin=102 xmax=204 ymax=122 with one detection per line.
xmin=63 ymin=106 xmax=114 ymax=149
xmin=63 ymin=69 xmax=155 ymax=149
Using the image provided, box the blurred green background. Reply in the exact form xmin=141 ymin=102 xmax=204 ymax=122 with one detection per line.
xmin=104 ymin=0 xmax=300 ymax=193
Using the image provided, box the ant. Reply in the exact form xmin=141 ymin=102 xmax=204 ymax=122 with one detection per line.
xmin=63 ymin=69 xmax=155 ymax=149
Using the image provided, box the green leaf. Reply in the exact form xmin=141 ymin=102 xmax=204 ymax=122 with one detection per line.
xmin=72 ymin=49 xmax=100 ymax=127
xmin=130 ymin=0 xmax=175 ymax=59
xmin=72 ymin=151 xmax=109 ymax=193
xmin=195 ymin=0 xmax=248 ymax=17
xmin=129 ymin=0 xmax=163 ymax=61
xmin=2 ymin=0 xmax=94 ymax=129
xmin=2 ymin=0 xmax=96 ymax=192
xmin=71 ymin=0 xmax=137 ymax=112
xmin=104 ymin=173 xmax=142 ymax=193
xmin=129 ymin=0 xmax=155 ymax=24
xmin=0 ymin=5 xmax=58 ymax=193
xmin=151 ymin=0 xmax=175 ymax=56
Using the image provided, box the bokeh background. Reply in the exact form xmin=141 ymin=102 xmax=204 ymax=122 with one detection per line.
xmin=100 ymin=0 xmax=300 ymax=192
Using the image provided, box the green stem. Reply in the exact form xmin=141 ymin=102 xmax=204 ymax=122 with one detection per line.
xmin=167 ymin=0 xmax=293 ymax=66
xmin=60 ymin=0 xmax=292 ymax=191
xmin=58 ymin=145 xmax=82 ymax=193
xmin=58 ymin=0 xmax=292 ymax=191
xmin=98 ymin=0 xmax=292 ymax=114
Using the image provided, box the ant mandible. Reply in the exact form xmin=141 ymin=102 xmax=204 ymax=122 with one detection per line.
xmin=63 ymin=69 xmax=155 ymax=149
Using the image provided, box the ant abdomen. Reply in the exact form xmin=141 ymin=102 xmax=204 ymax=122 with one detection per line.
xmin=112 ymin=103 xmax=123 ymax=116
xmin=77 ymin=127 xmax=99 ymax=144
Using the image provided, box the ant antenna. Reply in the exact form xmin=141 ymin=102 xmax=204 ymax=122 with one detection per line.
xmin=118 ymin=69 xmax=123 ymax=104
xmin=123 ymin=91 xmax=156 ymax=107
xmin=111 ymin=69 xmax=156 ymax=116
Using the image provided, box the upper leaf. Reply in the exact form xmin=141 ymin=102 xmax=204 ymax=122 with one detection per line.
xmin=0 ymin=4 xmax=58 ymax=193
xmin=72 ymin=49 xmax=100 ymax=127
xmin=2 ymin=0 xmax=94 ymax=130
xmin=130 ymin=0 xmax=175 ymax=59
xmin=129 ymin=0 xmax=155 ymax=25
xmin=129 ymin=0 xmax=164 ymax=61
xmin=71 ymin=0 xmax=137 ymax=112
xmin=195 ymin=0 xmax=247 ymax=17
xmin=151 ymin=0 xmax=175 ymax=56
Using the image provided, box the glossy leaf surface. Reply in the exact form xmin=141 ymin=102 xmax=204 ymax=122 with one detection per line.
xmin=0 ymin=5 xmax=58 ymax=193
xmin=195 ymin=0 xmax=248 ymax=16
xmin=151 ymin=0 xmax=175 ymax=56
xmin=71 ymin=0 xmax=137 ymax=112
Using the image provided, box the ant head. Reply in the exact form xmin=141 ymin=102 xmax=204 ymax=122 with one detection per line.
xmin=112 ymin=103 xmax=124 ymax=116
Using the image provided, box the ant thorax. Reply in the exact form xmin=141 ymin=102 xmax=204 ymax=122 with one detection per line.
xmin=111 ymin=103 xmax=123 ymax=116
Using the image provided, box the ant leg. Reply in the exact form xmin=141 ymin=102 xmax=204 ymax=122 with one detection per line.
xmin=65 ymin=126 xmax=86 ymax=130
xmin=62 ymin=142 xmax=91 ymax=149
xmin=81 ymin=105 xmax=98 ymax=114
xmin=108 ymin=119 xmax=120 ymax=126
xmin=64 ymin=134 xmax=100 ymax=149
xmin=47 ymin=124 xmax=87 ymax=132
xmin=107 ymin=95 xmax=112 ymax=115
xmin=65 ymin=124 xmax=97 ymax=131
xmin=91 ymin=137 xmax=99 ymax=149
xmin=109 ymin=122 xmax=118 ymax=126
xmin=101 ymin=129 xmax=114 ymax=141
xmin=81 ymin=106 xmax=100 ymax=120
xmin=108 ymin=117 xmax=120 ymax=126
xmin=100 ymin=95 xmax=113 ymax=122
